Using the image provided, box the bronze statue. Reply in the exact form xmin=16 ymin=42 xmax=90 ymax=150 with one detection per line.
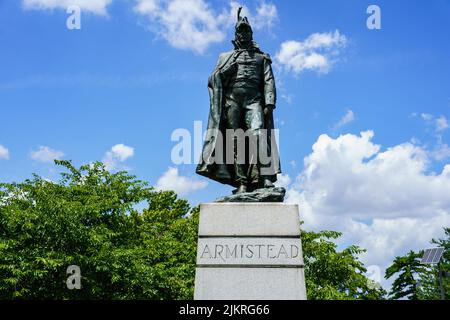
xmin=196 ymin=7 xmax=282 ymax=199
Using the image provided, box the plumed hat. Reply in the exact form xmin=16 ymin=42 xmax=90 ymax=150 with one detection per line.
xmin=235 ymin=7 xmax=252 ymax=33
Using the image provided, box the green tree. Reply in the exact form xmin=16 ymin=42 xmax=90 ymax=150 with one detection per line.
xmin=416 ymin=267 xmax=442 ymax=300
xmin=385 ymin=250 xmax=427 ymax=300
xmin=0 ymin=160 xmax=198 ymax=299
xmin=302 ymin=229 xmax=386 ymax=300
xmin=385 ymin=229 xmax=449 ymax=300
xmin=0 ymin=160 xmax=386 ymax=300
xmin=417 ymin=228 xmax=450 ymax=300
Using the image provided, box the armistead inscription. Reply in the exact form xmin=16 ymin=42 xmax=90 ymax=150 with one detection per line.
xmin=197 ymin=238 xmax=304 ymax=266
xmin=194 ymin=204 xmax=307 ymax=300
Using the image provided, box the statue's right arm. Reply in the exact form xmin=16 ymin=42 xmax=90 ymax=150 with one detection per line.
xmin=215 ymin=52 xmax=234 ymax=71
xmin=208 ymin=53 xmax=230 ymax=88
xmin=209 ymin=55 xmax=225 ymax=85
xmin=211 ymin=52 xmax=236 ymax=84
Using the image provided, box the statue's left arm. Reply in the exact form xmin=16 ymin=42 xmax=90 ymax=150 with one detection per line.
xmin=262 ymin=54 xmax=276 ymax=114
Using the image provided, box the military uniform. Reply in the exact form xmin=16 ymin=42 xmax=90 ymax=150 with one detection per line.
xmin=218 ymin=47 xmax=277 ymax=186
xmin=196 ymin=8 xmax=281 ymax=191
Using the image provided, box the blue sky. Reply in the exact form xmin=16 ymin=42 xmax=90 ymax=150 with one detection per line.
xmin=1 ymin=0 xmax=450 ymax=289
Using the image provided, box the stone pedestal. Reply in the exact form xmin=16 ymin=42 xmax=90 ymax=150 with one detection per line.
xmin=194 ymin=203 xmax=307 ymax=300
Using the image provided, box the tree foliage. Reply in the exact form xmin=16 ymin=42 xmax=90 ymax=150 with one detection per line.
xmin=385 ymin=250 xmax=426 ymax=300
xmin=0 ymin=161 xmax=198 ymax=299
xmin=0 ymin=160 xmax=386 ymax=299
xmin=302 ymin=229 xmax=386 ymax=300
xmin=417 ymin=228 xmax=450 ymax=300
xmin=385 ymin=229 xmax=449 ymax=300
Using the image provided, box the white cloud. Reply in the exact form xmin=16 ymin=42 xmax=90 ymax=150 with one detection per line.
xmin=254 ymin=1 xmax=277 ymax=29
xmin=23 ymin=0 xmax=278 ymax=52
xmin=30 ymin=146 xmax=64 ymax=163
xmin=222 ymin=1 xmax=277 ymax=30
xmin=275 ymin=173 xmax=291 ymax=188
xmin=134 ymin=0 xmax=278 ymax=54
xmin=0 ymin=145 xmax=10 ymax=160
xmin=411 ymin=112 xmax=450 ymax=160
xmin=156 ymin=167 xmax=207 ymax=196
xmin=419 ymin=113 xmax=449 ymax=133
xmin=290 ymin=160 xmax=297 ymax=168
xmin=286 ymin=131 xmax=450 ymax=288
xmin=436 ymin=115 xmax=449 ymax=132
xmin=334 ymin=109 xmax=355 ymax=130
xmin=345 ymin=215 xmax=449 ymax=270
xmin=432 ymin=143 xmax=450 ymax=161
xmin=134 ymin=0 xmax=225 ymax=54
xmin=420 ymin=113 xmax=433 ymax=122
xmin=275 ymin=30 xmax=347 ymax=75
xmin=22 ymin=0 xmax=113 ymax=15
xmin=103 ymin=144 xmax=135 ymax=171
xmin=275 ymin=118 xmax=285 ymax=126
xmin=281 ymin=94 xmax=293 ymax=104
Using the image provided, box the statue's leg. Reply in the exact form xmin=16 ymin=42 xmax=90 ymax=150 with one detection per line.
xmin=225 ymin=100 xmax=247 ymax=187
xmin=244 ymin=101 xmax=266 ymax=189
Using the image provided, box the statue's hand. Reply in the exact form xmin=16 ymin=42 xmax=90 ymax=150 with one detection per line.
xmin=264 ymin=104 xmax=275 ymax=115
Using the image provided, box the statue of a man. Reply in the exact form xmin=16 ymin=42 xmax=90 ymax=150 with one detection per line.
xmin=196 ymin=7 xmax=281 ymax=194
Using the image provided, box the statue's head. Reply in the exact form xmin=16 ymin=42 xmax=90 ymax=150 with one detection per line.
xmin=235 ymin=7 xmax=253 ymax=45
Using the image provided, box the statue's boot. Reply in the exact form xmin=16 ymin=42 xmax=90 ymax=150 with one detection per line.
xmin=236 ymin=184 xmax=247 ymax=194
xmin=263 ymin=178 xmax=274 ymax=188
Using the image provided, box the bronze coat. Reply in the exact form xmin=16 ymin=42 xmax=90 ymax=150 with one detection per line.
xmin=196 ymin=46 xmax=282 ymax=188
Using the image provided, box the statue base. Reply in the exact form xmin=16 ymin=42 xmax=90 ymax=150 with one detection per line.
xmin=194 ymin=203 xmax=307 ymax=300
xmin=215 ymin=187 xmax=286 ymax=203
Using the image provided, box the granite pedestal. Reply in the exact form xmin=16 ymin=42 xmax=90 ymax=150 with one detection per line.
xmin=194 ymin=203 xmax=307 ymax=300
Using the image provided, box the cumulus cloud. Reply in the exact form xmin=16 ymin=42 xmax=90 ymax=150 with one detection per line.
xmin=134 ymin=0 xmax=278 ymax=54
xmin=413 ymin=113 xmax=450 ymax=160
xmin=30 ymin=146 xmax=64 ymax=163
xmin=103 ymin=144 xmax=135 ymax=171
xmin=156 ymin=167 xmax=207 ymax=196
xmin=254 ymin=1 xmax=277 ymax=29
xmin=275 ymin=30 xmax=347 ymax=75
xmin=432 ymin=143 xmax=450 ymax=161
xmin=22 ymin=0 xmax=113 ymax=15
xmin=345 ymin=215 xmax=449 ymax=270
xmin=418 ymin=113 xmax=449 ymax=133
xmin=22 ymin=0 xmax=277 ymax=52
xmin=0 ymin=145 xmax=10 ymax=160
xmin=221 ymin=1 xmax=277 ymax=31
xmin=436 ymin=115 xmax=449 ymax=133
xmin=420 ymin=113 xmax=433 ymax=122
xmin=333 ymin=109 xmax=355 ymax=130
xmin=285 ymin=130 xmax=450 ymax=288
xmin=134 ymin=0 xmax=224 ymax=54
xmin=275 ymin=173 xmax=291 ymax=188
xmin=281 ymin=94 xmax=293 ymax=104
xmin=290 ymin=160 xmax=297 ymax=168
